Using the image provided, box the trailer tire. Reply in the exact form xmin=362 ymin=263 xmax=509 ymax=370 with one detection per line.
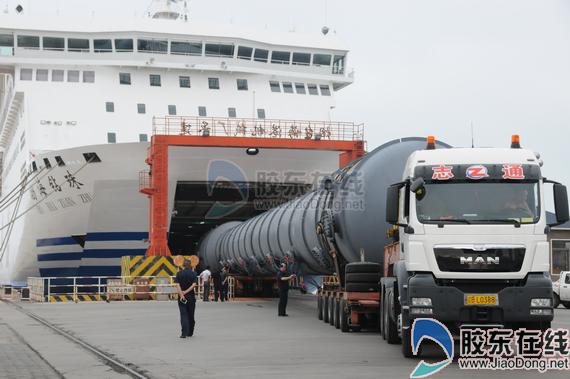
xmin=345 ymin=282 xmax=379 ymax=292
xmin=334 ymin=299 xmax=341 ymax=329
xmin=340 ymin=299 xmax=349 ymax=332
xmin=553 ymin=293 xmax=560 ymax=308
xmin=345 ymin=262 xmax=381 ymax=274
xmin=563 ymin=302 xmax=570 ymax=309
xmin=329 ymin=297 xmax=336 ymax=326
xmin=402 ymin=326 xmax=413 ymax=358
xmin=323 ymin=294 xmax=330 ymax=323
xmin=317 ymin=294 xmax=323 ymax=320
xmin=345 ymin=273 xmax=381 ymax=283
xmin=380 ymin=287 xmax=386 ymax=340
xmin=385 ymin=288 xmax=400 ymax=344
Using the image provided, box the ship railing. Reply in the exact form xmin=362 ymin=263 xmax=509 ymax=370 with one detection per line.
xmin=26 ymin=275 xmax=235 ymax=303
xmin=152 ymin=116 xmax=365 ymax=142
xmin=0 ymin=74 xmax=15 ymax=132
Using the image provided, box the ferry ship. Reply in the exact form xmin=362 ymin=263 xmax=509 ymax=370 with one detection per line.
xmin=0 ymin=0 xmax=359 ymax=285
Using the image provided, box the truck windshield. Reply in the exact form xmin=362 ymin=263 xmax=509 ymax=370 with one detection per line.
xmin=416 ymin=181 xmax=540 ymax=224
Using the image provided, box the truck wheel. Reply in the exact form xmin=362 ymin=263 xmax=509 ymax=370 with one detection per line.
xmin=381 ymin=288 xmax=386 ymax=340
xmin=401 ymin=325 xmax=414 ymax=358
xmin=385 ymin=289 xmax=400 ymax=344
xmin=340 ymin=299 xmax=349 ymax=332
xmin=317 ymin=294 xmax=323 ymax=320
xmin=323 ymin=294 xmax=330 ymax=323
xmin=329 ymin=297 xmax=336 ymax=326
xmin=563 ymin=302 xmax=570 ymax=309
xmin=553 ymin=293 xmax=560 ymax=308
xmin=334 ymin=299 xmax=341 ymax=329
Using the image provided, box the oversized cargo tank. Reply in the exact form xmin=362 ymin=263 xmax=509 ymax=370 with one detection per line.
xmin=198 ymin=137 xmax=450 ymax=276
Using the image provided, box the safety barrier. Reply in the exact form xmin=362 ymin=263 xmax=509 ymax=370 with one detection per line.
xmin=26 ymin=275 xmax=235 ymax=303
xmin=0 ymin=285 xmax=30 ymax=302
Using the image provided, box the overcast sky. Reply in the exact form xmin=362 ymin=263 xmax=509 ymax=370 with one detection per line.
xmin=7 ymin=0 xmax=570 ymax=205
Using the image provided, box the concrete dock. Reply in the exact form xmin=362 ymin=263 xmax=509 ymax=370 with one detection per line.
xmin=1 ymin=294 xmax=570 ymax=379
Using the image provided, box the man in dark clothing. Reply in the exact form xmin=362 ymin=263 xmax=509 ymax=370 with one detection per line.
xmin=174 ymin=260 xmax=198 ymax=338
xmin=220 ymin=267 xmax=229 ymax=302
xmin=211 ymin=270 xmax=222 ymax=302
xmin=277 ymin=262 xmax=295 ymax=316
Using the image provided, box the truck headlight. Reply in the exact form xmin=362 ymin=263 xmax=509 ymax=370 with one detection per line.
xmin=411 ymin=297 xmax=432 ymax=307
xmin=530 ymin=298 xmax=551 ymax=307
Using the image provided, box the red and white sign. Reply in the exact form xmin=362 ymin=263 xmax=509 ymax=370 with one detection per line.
xmin=466 ymin=165 xmax=489 ymax=180
xmin=432 ymin=165 xmax=454 ymax=180
xmin=502 ymin=164 xmax=525 ymax=180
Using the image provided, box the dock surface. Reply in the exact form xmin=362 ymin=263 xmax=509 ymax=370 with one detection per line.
xmin=1 ymin=294 xmax=570 ymax=378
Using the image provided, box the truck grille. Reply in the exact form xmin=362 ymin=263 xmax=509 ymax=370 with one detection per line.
xmin=434 ymin=247 xmax=525 ymax=272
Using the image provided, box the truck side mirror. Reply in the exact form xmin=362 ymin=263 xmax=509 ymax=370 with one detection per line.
xmin=410 ymin=177 xmax=426 ymax=201
xmin=552 ymin=184 xmax=569 ymax=226
xmin=386 ymin=185 xmax=400 ymax=224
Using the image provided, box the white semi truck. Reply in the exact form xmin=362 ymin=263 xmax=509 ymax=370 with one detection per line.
xmin=553 ymin=271 xmax=570 ymax=309
xmin=382 ymin=135 xmax=569 ymax=357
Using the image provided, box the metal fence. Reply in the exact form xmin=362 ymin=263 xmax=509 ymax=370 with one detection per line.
xmin=152 ymin=116 xmax=365 ymax=142
xmin=27 ymin=276 xmax=235 ymax=303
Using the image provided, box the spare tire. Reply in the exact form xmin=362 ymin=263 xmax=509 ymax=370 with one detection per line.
xmin=345 ymin=262 xmax=381 ymax=274
xmin=345 ymin=282 xmax=379 ymax=292
xmin=345 ymin=273 xmax=381 ymax=283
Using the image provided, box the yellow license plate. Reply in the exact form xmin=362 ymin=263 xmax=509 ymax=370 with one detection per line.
xmin=464 ymin=294 xmax=498 ymax=306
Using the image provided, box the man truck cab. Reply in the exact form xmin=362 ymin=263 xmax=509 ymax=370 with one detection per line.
xmin=384 ymin=135 xmax=569 ymax=357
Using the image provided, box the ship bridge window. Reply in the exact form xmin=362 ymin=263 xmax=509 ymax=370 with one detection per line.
xmin=333 ymin=55 xmax=345 ymax=74
xmin=320 ymin=84 xmax=331 ymax=96
xmin=43 ymin=158 xmax=52 ymax=169
xmin=307 ymin=83 xmax=318 ymax=95
xmin=149 ymin=74 xmax=161 ymax=87
xmin=254 ymin=48 xmax=268 ymax=63
xmin=292 ymin=52 xmax=311 ymax=66
xmin=55 ymin=156 xmax=65 ymax=167
xmin=20 ymin=68 xmax=32 ymax=81
xmin=198 ymin=106 xmax=207 ymax=117
xmin=269 ymin=81 xmax=281 ymax=93
xmin=83 ymin=71 xmax=95 ymax=83
xmin=138 ymin=39 xmax=168 ymax=54
xmin=52 ymin=70 xmax=64 ymax=82
xmin=68 ymin=70 xmax=80 ymax=82
xmin=83 ymin=152 xmax=101 ymax=163
xmin=107 ymin=132 xmax=116 ymax=143
xmin=237 ymin=46 xmax=253 ymax=60
xmin=295 ymin=83 xmax=306 ymax=94
xmin=68 ymin=38 xmax=90 ymax=52
xmin=282 ymin=82 xmax=294 ymax=94
xmin=139 ymin=134 xmax=148 ymax=142
xmin=208 ymin=77 xmax=220 ymax=90
xmin=236 ymin=79 xmax=248 ymax=91
xmin=313 ymin=54 xmax=332 ymax=66
xmin=205 ymin=43 xmax=234 ymax=57
xmin=106 ymin=102 xmax=114 ymax=112
xmin=228 ymin=107 xmax=236 ymax=118
xmin=115 ymin=38 xmax=133 ymax=52
xmin=31 ymin=161 xmax=38 ymax=172
xmin=36 ymin=69 xmax=48 ymax=81
xmin=257 ymin=108 xmax=266 ymax=119
xmin=137 ymin=103 xmax=146 ymax=114
xmin=0 ymin=34 xmax=14 ymax=56
xmin=179 ymin=76 xmax=191 ymax=88
xmin=43 ymin=37 xmax=64 ymax=51
xmin=168 ymin=105 xmax=177 ymax=115
xmin=94 ymin=39 xmax=113 ymax=53
xmin=171 ymin=41 xmax=202 ymax=56
xmin=17 ymin=35 xmax=39 ymax=49
xmin=271 ymin=51 xmax=290 ymax=64
xmin=119 ymin=72 xmax=131 ymax=85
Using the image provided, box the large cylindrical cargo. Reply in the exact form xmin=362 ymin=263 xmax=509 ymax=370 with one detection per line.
xmin=198 ymin=137 xmax=450 ymax=275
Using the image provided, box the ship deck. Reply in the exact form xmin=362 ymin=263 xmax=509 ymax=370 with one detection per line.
xmin=1 ymin=294 xmax=570 ymax=378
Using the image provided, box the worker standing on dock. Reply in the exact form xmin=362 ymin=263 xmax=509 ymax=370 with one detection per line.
xmin=212 ymin=270 xmax=222 ymax=301
xmin=199 ymin=266 xmax=212 ymax=302
xmin=174 ymin=260 xmax=197 ymax=338
xmin=277 ymin=263 xmax=296 ymax=317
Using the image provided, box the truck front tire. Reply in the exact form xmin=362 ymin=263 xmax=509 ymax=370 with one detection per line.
xmin=385 ymin=288 xmax=400 ymax=344
xmin=554 ymin=293 xmax=560 ymax=308
xmin=401 ymin=325 xmax=413 ymax=358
